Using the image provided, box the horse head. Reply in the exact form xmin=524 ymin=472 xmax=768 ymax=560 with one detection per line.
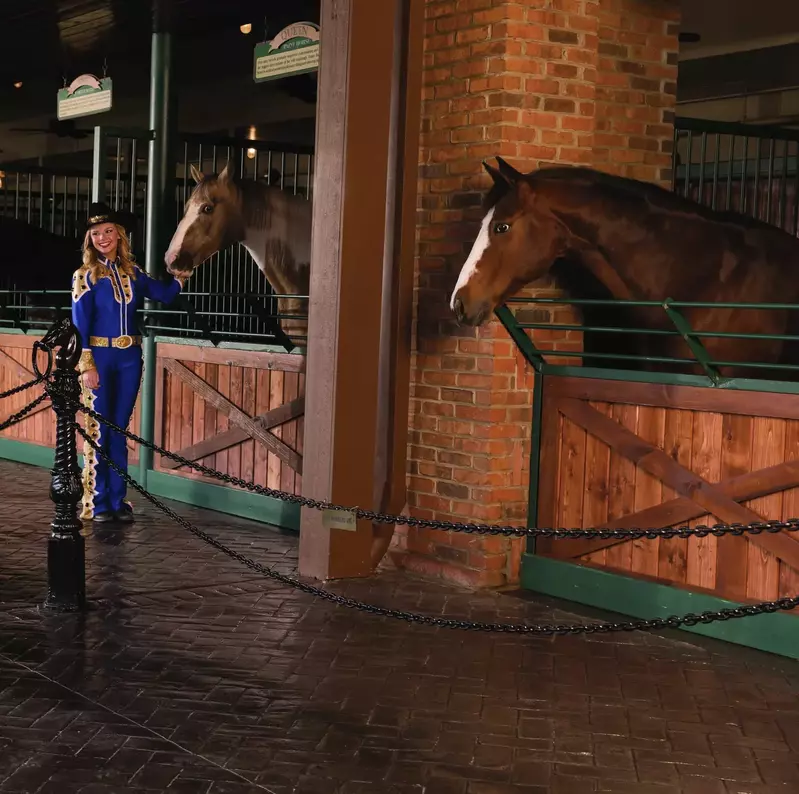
xmin=165 ymin=161 xmax=245 ymax=278
xmin=450 ymin=156 xmax=565 ymax=326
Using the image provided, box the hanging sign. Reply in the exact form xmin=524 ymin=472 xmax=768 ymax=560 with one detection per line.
xmin=57 ymin=74 xmax=113 ymax=121
xmin=253 ymin=22 xmax=320 ymax=83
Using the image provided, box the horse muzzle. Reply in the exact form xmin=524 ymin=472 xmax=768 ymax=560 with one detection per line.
xmin=452 ymin=296 xmax=490 ymax=327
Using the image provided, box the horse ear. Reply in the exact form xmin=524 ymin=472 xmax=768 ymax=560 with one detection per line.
xmin=494 ymin=156 xmax=523 ymax=183
xmin=218 ymin=160 xmax=238 ymax=183
xmin=190 ymin=164 xmax=204 ymax=184
xmin=483 ymin=160 xmax=512 ymax=187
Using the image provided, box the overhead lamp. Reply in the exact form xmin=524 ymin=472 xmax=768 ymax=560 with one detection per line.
xmin=247 ymin=148 xmax=256 ymax=159
xmin=240 ymin=23 xmax=252 ymax=34
xmin=13 ymin=81 xmax=22 ymax=89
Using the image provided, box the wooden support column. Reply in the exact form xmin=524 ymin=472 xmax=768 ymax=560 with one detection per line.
xmin=299 ymin=0 xmax=418 ymax=579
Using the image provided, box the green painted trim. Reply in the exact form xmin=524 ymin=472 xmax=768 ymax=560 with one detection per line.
xmin=538 ymin=364 xmax=799 ymax=394
xmin=526 ymin=370 xmax=543 ymax=556
xmin=145 ymin=470 xmax=300 ymax=531
xmin=0 ymin=438 xmax=57 ymax=468
xmin=521 ymin=554 xmax=799 ymax=659
xmin=0 ymin=439 xmax=297 ymax=531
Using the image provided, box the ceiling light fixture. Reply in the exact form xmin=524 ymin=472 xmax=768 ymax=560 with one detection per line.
xmin=13 ymin=81 xmax=22 ymax=89
xmin=240 ymin=23 xmax=252 ymax=34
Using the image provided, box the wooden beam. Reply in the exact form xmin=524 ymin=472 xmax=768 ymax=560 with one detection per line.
xmin=547 ymin=375 xmax=799 ymax=422
xmin=557 ymin=398 xmax=799 ymax=571
xmin=0 ymin=348 xmax=35 ymax=382
xmin=562 ymin=458 xmax=799 ymax=558
xmin=163 ymin=359 xmax=302 ymax=473
xmin=160 ymin=397 xmax=304 ymax=470
xmin=156 ymin=344 xmax=305 ymax=372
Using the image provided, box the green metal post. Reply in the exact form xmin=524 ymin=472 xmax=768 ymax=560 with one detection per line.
xmin=140 ymin=0 xmax=174 ymax=486
xmin=526 ymin=369 xmax=544 ymax=555
xmin=91 ymin=127 xmax=106 ymax=202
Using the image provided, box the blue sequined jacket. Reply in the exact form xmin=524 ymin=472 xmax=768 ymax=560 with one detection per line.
xmin=71 ymin=257 xmax=182 ymax=372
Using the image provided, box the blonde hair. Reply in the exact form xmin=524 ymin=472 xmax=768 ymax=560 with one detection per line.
xmin=82 ymin=224 xmax=138 ymax=284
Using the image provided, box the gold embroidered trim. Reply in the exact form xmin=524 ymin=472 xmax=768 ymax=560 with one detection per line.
xmin=89 ymin=214 xmax=111 ymax=225
xmin=78 ymin=350 xmax=96 ymax=374
xmin=80 ymin=385 xmax=100 ymax=520
xmin=89 ymin=335 xmax=142 ymax=348
xmin=71 ymin=266 xmax=91 ymax=302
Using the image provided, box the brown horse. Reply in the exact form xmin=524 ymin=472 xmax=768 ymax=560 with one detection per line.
xmin=165 ymin=161 xmax=311 ymax=341
xmin=450 ymin=157 xmax=799 ymax=380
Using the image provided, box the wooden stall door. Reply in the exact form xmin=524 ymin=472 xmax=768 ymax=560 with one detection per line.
xmin=154 ymin=344 xmax=305 ymax=497
xmin=0 ymin=334 xmax=141 ymax=462
xmin=535 ymin=375 xmax=799 ymax=605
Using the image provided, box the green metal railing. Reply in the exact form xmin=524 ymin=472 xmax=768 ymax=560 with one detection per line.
xmin=673 ymin=117 xmax=799 ymax=235
xmin=497 ymin=296 xmax=799 ymax=395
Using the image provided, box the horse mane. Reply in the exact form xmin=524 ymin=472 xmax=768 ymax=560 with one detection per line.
xmin=487 ymin=164 xmax=788 ymax=236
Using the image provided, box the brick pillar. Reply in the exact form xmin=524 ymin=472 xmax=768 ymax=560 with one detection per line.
xmin=391 ymin=0 xmax=680 ymax=588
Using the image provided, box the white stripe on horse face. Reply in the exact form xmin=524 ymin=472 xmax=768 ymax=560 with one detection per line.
xmin=450 ymin=207 xmax=495 ymax=311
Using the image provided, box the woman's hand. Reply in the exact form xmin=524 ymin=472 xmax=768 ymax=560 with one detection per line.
xmin=82 ymin=368 xmax=100 ymax=390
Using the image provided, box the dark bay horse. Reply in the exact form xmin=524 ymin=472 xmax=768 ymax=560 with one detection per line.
xmin=450 ymin=157 xmax=799 ymax=380
xmin=0 ymin=216 xmax=81 ymax=327
xmin=164 ymin=162 xmax=311 ymax=342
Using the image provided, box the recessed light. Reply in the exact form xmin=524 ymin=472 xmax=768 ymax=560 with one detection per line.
xmin=240 ymin=23 xmax=252 ymax=34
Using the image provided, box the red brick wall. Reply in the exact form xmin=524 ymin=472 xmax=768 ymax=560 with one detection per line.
xmin=390 ymin=0 xmax=680 ymax=588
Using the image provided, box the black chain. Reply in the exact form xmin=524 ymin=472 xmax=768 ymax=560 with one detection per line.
xmin=48 ymin=382 xmax=799 ymax=543
xmin=70 ymin=421 xmax=799 ymax=634
xmin=0 ymin=392 xmax=48 ymax=432
xmin=0 ymin=376 xmax=46 ymax=400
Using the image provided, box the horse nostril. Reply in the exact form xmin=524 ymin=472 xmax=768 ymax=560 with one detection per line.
xmin=453 ymin=297 xmax=464 ymax=320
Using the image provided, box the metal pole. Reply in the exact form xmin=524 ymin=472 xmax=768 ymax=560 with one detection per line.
xmin=42 ymin=320 xmax=86 ymax=612
xmin=140 ymin=0 xmax=174 ymax=486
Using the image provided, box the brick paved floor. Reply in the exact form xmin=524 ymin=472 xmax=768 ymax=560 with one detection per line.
xmin=1 ymin=459 xmax=798 ymax=794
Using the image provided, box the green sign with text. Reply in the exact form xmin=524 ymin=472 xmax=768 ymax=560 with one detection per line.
xmin=254 ymin=22 xmax=320 ymax=82
xmin=57 ymin=74 xmax=113 ymax=121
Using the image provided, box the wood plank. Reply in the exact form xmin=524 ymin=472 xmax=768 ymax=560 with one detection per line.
xmin=716 ymin=414 xmax=752 ymax=597
xmin=295 ymin=372 xmax=305 ymax=495
xmin=556 ymin=409 xmax=587 ymax=558
xmin=228 ymin=365 xmax=243 ymax=482
xmin=253 ymin=368 xmax=270 ymax=487
xmin=558 ymin=398 xmax=799 ymax=571
xmin=657 ymin=409 xmax=693 ymax=584
xmin=156 ymin=342 xmax=306 ymax=372
xmin=547 ymin=376 xmax=799 ymax=422
xmin=581 ymin=402 xmax=612 ymax=566
xmin=281 ymin=372 xmax=299 ymax=496
xmin=241 ymin=367 xmax=257 ymax=489
xmin=746 ymin=418 xmax=785 ymax=601
xmin=163 ymin=358 xmax=302 ymax=473
xmin=779 ymin=421 xmax=799 ymax=600
xmin=216 ymin=364 xmax=231 ymax=475
xmin=267 ymin=370 xmax=284 ymax=490
xmin=687 ymin=411 xmax=721 ymax=590
xmin=159 ymin=398 xmax=305 ymax=470
xmin=0 ymin=398 xmax=51 ymax=427
xmin=0 ymin=347 xmax=35 ymax=382
xmin=203 ymin=363 xmax=218 ymax=470
xmin=631 ymin=405 xmax=665 ymax=577
xmin=533 ymin=389 xmax=562 ymax=557
xmin=605 ymin=403 xmax=637 ymax=572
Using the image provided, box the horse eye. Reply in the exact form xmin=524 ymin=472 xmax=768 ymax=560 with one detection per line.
xmin=493 ymin=222 xmax=510 ymax=234
xmin=202 ymin=204 xmax=214 ymax=214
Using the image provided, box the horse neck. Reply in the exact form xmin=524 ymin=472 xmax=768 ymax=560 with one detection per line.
xmin=238 ymin=181 xmax=310 ymax=294
xmin=555 ymin=191 xmax=672 ymax=302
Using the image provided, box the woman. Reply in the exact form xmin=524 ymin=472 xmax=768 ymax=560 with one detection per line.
xmin=71 ymin=202 xmax=185 ymax=524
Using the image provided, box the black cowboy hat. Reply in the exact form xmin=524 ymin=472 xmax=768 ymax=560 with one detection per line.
xmin=85 ymin=201 xmax=138 ymax=234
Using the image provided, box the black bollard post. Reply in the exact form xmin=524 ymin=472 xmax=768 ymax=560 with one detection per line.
xmin=40 ymin=320 xmax=86 ymax=612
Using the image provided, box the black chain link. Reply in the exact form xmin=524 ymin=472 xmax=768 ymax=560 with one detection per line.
xmin=70 ymin=421 xmax=799 ymax=634
xmin=47 ymin=381 xmax=799 ymax=543
xmin=0 ymin=375 xmax=47 ymax=400
xmin=0 ymin=392 xmax=48 ymax=432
